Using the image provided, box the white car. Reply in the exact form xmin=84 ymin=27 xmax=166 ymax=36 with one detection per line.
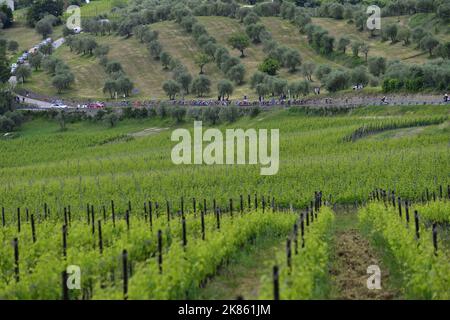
xmin=51 ymin=103 xmax=69 ymax=109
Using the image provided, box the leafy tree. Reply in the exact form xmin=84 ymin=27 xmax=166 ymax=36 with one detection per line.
xmin=116 ymin=76 xmax=134 ymax=97
xmin=26 ymin=0 xmax=63 ymax=27
xmin=175 ymin=71 xmax=193 ymax=94
xmin=106 ymin=61 xmax=123 ymax=74
xmin=0 ymin=4 xmax=13 ymax=28
xmin=437 ymin=3 xmax=450 ymax=21
xmin=0 ymin=58 xmax=9 ymax=83
xmin=62 ymin=26 xmax=75 ymax=37
xmin=245 ymin=23 xmax=267 ymax=44
xmin=360 ymin=43 xmax=370 ymax=62
xmin=0 ymin=115 xmax=15 ymax=132
xmin=420 ymin=35 xmax=439 ymax=56
xmin=227 ymin=64 xmax=246 ymax=85
xmin=283 ymin=49 xmax=302 ymax=72
xmin=324 ymin=70 xmax=350 ymax=92
xmin=15 ymin=65 xmax=31 ymax=83
xmin=384 ymin=24 xmax=398 ymax=43
xmin=104 ymin=113 xmax=119 ymax=128
xmin=0 ymin=89 xmax=15 ymax=114
xmin=30 ymin=52 xmax=44 ymax=71
xmin=243 ymin=12 xmax=260 ymax=25
xmin=259 ymin=57 xmax=280 ymax=76
xmin=142 ymin=29 xmax=159 ymax=44
xmin=255 ymin=83 xmax=268 ymax=99
xmin=192 ymin=23 xmax=207 ymax=39
xmin=250 ymin=71 xmax=267 ymax=88
xmin=103 ymin=79 xmax=117 ymax=99
xmin=35 ymin=18 xmax=53 ymax=39
xmin=300 ymin=61 xmax=315 ymax=81
xmin=203 ymin=41 xmax=218 ymax=60
xmin=148 ymin=40 xmax=162 ymax=60
xmin=55 ymin=111 xmax=66 ymax=131
xmin=368 ymin=56 xmax=386 ymax=77
xmin=202 ymin=106 xmax=220 ymax=125
xmin=160 ymin=51 xmax=172 ymax=69
xmin=192 ymin=75 xmax=211 ymax=97
xmin=337 ymin=37 xmax=350 ymax=54
xmin=194 ymin=53 xmax=212 ymax=74
xmin=412 ymin=27 xmax=427 ymax=44
xmin=94 ymin=45 xmax=109 ymax=58
xmin=217 ymin=79 xmax=234 ymax=99
xmin=288 ymin=80 xmax=310 ymax=98
xmin=220 ymin=56 xmax=240 ymax=74
xmin=271 ymin=78 xmax=288 ymax=97
xmin=315 ymin=64 xmax=332 ymax=81
xmin=219 ymin=105 xmax=240 ymax=123
xmin=228 ymin=33 xmax=250 ymax=58
xmin=350 ymin=66 xmax=369 ymax=86
xmin=181 ymin=15 xmax=196 ymax=33
xmin=170 ymin=106 xmax=187 ymax=123
xmin=319 ymin=34 xmax=334 ymax=55
xmin=398 ymin=27 xmax=411 ymax=46
xmin=42 ymin=56 xmax=63 ymax=75
xmin=436 ymin=42 xmax=450 ymax=59
xmin=117 ymin=19 xmax=135 ymax=38
xmin=293 ymin=13 xmax=311 ymax=33
xmin=162 ymin=80 xmax=180 ymax=100
xmin=52 ymin=71 xmax=75 ymax=93
xmin=352 ymin=41 xmax=361 ymax=57
xmin=7 ymin=41 xmax=18 ymax=52
xmin=329 ymin=3 xmax=344 ymax=19
xmin=39 ymin=43 xmax=53 ymax=55
xmin=355 ymin=15 xmax=366 ymax=32
xmin=81 ymin=36 xmax=97 ymax=55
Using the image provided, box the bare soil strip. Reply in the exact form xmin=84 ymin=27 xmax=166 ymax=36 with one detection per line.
xmin=329 ymin=208 xmax=399 ymax=300
xmin=195 ymin=237 xmax=284 ymax=300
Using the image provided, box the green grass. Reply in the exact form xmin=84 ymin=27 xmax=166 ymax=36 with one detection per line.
xmin=80 ymin=0 xmax=128 ymax=19
xmin=312 ymin=16 xmax=450 ymax=64
xmin=0 ymin=104 xmax=448 ymax=212
xmin=194 ymin=235 xmax=285 ymax=300
xmin=1 ymin=21 xmax=62 ymax=60
xmin=17 ymin=44 xmax=106 ymax=99
xmin=262 ymin=17 xmax=343 ymax=69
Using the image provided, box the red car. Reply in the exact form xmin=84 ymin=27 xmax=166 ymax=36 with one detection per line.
xmin=88 ymin=102 xmax=105 ymax=109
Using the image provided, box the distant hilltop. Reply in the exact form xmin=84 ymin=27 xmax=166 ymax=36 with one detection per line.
xmin=0 ymin=0 xmax=14 ymax=11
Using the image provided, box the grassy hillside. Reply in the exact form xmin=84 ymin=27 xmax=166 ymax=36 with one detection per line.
xmin=262 ymin=17 xmax=343 ymax=69
xmin=18 ymin=45 xmax=106 ymax=99
xmin=312 ymin=17 xmax=427 ymax=63
xmin=2 ymin=21 xmax=63 ymax=60
xmin=17 ymin=16 xmax=352 ymax=100
xmin=6 ymin=4 xmax=449 ymax=100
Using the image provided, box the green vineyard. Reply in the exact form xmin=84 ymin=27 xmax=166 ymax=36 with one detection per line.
xmin=0 ymin=104 xmax=449 ymax=300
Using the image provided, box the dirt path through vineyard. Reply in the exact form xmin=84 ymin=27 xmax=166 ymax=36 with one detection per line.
xmin=195 ymin=236 xmax=284 ymax=300
xmin=329 ymin=206 xmax=400 ymax=299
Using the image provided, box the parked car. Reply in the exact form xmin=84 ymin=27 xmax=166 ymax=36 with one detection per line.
xmin=51 ymin=103 xmax=68 ymax=109
xmin=88 ymin=102 xmax=105 ymax=109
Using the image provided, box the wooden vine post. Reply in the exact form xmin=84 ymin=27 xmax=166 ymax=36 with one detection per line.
xmin=122 ymin=249 xmax=128 ymax=300
xmin=273 ymin=266 xmax=279 ymax=300
xmin=158 ymin=230 xmax=163 ymax=274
